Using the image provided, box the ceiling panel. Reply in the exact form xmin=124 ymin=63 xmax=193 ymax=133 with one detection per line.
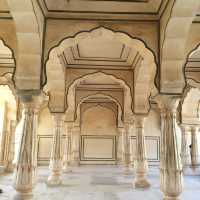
xmin=38 ymin=0 xmax=166 ymax=20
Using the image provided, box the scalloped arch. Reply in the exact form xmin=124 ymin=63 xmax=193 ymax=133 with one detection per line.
xmin=45 ymin=27 xmax=157 ymax=113
xmin=74 ymin=93 xmax=123 ymax=127
xmin=182 ymin=87 xmax=200 ymax=124
xmin=65 ymin=71 xmax=133 ymax=122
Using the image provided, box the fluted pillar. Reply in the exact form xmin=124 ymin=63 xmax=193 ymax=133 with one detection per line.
xmin=117 ymin=127 xmax=123 ymax=165
xmin=71 ymin=125 xmax=80 ymax=166
xmin=134 ymin=116 xmax=150 ymax=188
xmin=191 ymin=126 xmax=199 ymax=171
xmin=180 ymin=125 xmax=191 ymax=170
xmin=13 ymin=94 xmax=41 ymax=200
xmin=157 ymin=95 xmax=183 ymax=200
xmin=47 ymin=113 xmax=64 ymax=186
xmin=122 ymin=124 xmax=131 ymax=174
xmin=62 ymin=122 xmax=72 ymax=173
xmin=6 ymin=120 xmax=17 ymax=172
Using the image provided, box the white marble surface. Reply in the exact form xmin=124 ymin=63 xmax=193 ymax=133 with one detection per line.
xmin=0 ymin=165 xmax=200 ymax=200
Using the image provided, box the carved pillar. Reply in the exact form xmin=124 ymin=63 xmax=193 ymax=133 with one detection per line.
xmin=71 ymin=125 xmax=80 ymax=166
xmin=157 ymin=95 xmax=183 ymax=200
xmin=47 ymin=113 xmax=64 ymax=186
xmin=191 ymin=126 xmax=199 ymax=171
xmin=0 ymin=101 xmax=7 ymax=173
xmin=117 ymin=127 xmax=124 ymax=165
xmin=62 ymin=122 xmax=72 ymax=173
xmin=180 ymin=125 xmax=191 ymax=170
xmin=6 ymin=120 xmax=17 ymax=172
xmin=13 ymin=94 xmax=41 ymax=199
xmin=134 ymin=116 xmax=150 ymax=188
xmin=120 ymin=125 xmax=130 ymax=174
xmin=123 ymin=124 xmax=131 ymax=174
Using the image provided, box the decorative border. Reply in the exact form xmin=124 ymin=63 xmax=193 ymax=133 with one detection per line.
xmin=80 ymin=135 xmax=117 ymax=161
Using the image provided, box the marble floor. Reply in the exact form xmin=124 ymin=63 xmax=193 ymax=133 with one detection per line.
xmin=0 ymin=165 xmax=200 ymax=200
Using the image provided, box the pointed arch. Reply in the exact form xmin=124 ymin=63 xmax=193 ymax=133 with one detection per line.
xmin=182 ymin=87 xmax=200 ymax=124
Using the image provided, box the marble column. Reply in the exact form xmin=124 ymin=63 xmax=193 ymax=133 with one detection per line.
xmin=191 ymin=126 xmax=199 ymax=171
xmin=6 ymin=120 xmax=17 ymax=172
xmin=122 ymin=125 xmax=131 ymax=174
xmin=13 ymin=94 xmax=41 ymax=199
xmin=71 ymin=125 xmax=80 ymax=166
xmin=117 ymin=127 xmax=124 ymax=165
xmin=62 ymin=122 xmax=72 ymax=173
xmin=180 ymin=125 xmax=191 ymax=170
xmin=47 ymin=113 xmax=64 ymax=186
xmin=134 ymin=116 xmax=150 ymax=188
xmin=157 ymin=95 xmax=183 ymax=200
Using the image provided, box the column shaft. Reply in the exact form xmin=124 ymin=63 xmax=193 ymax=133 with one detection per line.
xmin=13 ymin=100 xmax=39 ymax=199
xmin=62 ymin=123 xmax=72 ymax=173
xmin=157 ymin=96 xmax=183 ymax=200
xmin=117 ymin=127 xmax=123 ymax=165
xmin=191 ymin=126 xmax=199 ymax=170
xmin=180 ymin=125 xmax=191 ymax=169
xmin=6 ymin=120 xmax=17 ymax=172
xmin=134 ymin=116 xmax=150 ymax=188
xmin=71 ymin=126 xmax=80 ymax=166
xmin=47 ymin=114 xmax=64 ymax=186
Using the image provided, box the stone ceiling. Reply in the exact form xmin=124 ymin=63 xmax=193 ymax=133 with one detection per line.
xmin=59 ymin=38 xmax=142 ymax=70
xmin=38 ymin=0 xmax=165 ymax=20
xmin=1 ymin=0 xmax=200 ymax=21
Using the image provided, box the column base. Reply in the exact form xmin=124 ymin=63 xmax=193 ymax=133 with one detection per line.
xmin=62 ymin=166 xmax=72 ymax=173
xmin=163 ymin=195 xmax=180 ymax=200
xmin=47 ymin=174 xmax=62 ymax=186
xmin=13 ymin=191 xmax=33 ymax=200
xmin=134 ymin=178 xmax=150 ymax=188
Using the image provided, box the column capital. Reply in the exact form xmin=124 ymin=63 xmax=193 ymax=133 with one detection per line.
xmin=118 ymin=127 xmax=125 ymax=135
xmin=155 ymin=95 xmax=181 ymax=114
xmin=190 ymin=126 xmax=200 ymax=136
xmin=52 ymin=112 xmax=65 ymax=120
xmin=64 ymin=122 xmax=73 ymax=133
xmin=18 ymin=91 xmax=48 ymax=113
xmin=134 ymin=115 xmax=147 ymax=128
xmin=180 ymin=124 xmax=191 ymax=133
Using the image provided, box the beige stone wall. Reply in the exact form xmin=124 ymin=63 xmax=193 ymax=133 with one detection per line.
xmin=36 ymin=105 xmax=162 ymax=165
xmin=81 ymin=105 xmax=117 ymax=135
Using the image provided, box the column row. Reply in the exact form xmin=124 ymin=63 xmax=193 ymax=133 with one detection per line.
xmin=12 ymin=94 xmax=188 ymax=200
